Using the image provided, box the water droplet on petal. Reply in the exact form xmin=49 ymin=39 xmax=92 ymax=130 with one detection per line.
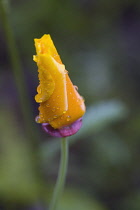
xmin=48 ymin=118 xmax=51 ymax=122
xmin=35 ymin=115 xmax=40 ymax=123
xmin=42 ymin=118 xmax=45 ymax=122
xmin=53 ymin=115 xmax=58 ymax=119
xmin=74 ymin=85 xmax=78 ymax=91
xmin=81 ymin=96 xmax=85 ymax=102
xmin=52 ymin=107 xmax=56 ymax=112
xmin=66 ymin=116 xmax=71 ymax=121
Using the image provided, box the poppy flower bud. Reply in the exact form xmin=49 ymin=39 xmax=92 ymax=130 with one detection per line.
xmin=34 ymin=34 xmax=85 ymax=137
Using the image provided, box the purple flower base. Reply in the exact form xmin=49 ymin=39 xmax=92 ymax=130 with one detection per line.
xmin=42 ymin=118 xmax=82 ymax=137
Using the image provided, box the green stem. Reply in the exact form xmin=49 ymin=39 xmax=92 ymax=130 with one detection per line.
xmin=49 ymin=137 xmax=69 ymax=210
xmin=0 ymin=0 xmax=38 ymax=143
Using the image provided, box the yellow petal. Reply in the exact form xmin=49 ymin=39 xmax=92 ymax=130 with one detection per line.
xmin=36 ymin=55 xmax=68 ymax=123
xmin=34 ymin=34 xmax=62 ymax=64
xmin=35 ymin=67 xmax=55 ymax=103
xmin=34 ymin=34 xmax=86 ymax=128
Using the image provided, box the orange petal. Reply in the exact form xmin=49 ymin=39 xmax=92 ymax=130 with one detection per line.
xmin=49 ymin=74 xmax=86 ymax=129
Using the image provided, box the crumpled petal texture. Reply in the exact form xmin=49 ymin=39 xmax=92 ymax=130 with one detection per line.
xmin=34 ymin=34 xmax=85 ymax=129
xmin=42 ymin=118 xmax=83 ymax=137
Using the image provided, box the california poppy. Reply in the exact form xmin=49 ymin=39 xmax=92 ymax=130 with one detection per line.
xmin=34 ymin=34 xmax=85 ymax=137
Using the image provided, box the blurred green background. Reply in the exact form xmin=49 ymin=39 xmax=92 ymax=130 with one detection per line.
xmin=0 ymin=0 xmax=140 ymax=209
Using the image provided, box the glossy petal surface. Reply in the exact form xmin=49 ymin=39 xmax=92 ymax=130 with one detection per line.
xmin=34 ymin=34 xmax=86 ymax=129
xmin=35 ymin=55 xmax=68 ymax=123
xmin=50 ymin=75 xmax=85 ymax=128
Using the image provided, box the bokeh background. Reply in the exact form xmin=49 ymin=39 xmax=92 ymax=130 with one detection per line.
xmin=0 ymin=0 xmax=140 ymax=209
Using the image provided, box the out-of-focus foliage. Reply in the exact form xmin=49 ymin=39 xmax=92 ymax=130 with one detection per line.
xmin=58 ymin=189 xmax=108 ymax=210
xmin=0 ymin=108 xmax=42 ymax=202
xmin=41 ymin=100 xmax=128 ymax=163
xmin=0 ymin=0 xmax=140 ymax=209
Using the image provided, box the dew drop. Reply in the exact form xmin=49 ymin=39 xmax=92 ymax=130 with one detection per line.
xmin=81 ymin=96 xmax=85 ymax=102
xmin=66 ymin=116 xmax=71 ymax=121
xmin=74 ymin=85 xmax=78 ymax=91
xmin=48 ymin=118 xmax=51 ymax=122
xmin=53 ymin=115 xmax=58 ymax=119
xmin=42 ymin=118 xmax=46 ymax=123
xmin=52 ymin=107 xmax=56 ymax=112
xmin=35 ymin=115 xmax=40 ymax=123
xmin=63 ymin=110 xmax=66 ymax=114
xmin=46 ymin=104 xmax=50 ymax=107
